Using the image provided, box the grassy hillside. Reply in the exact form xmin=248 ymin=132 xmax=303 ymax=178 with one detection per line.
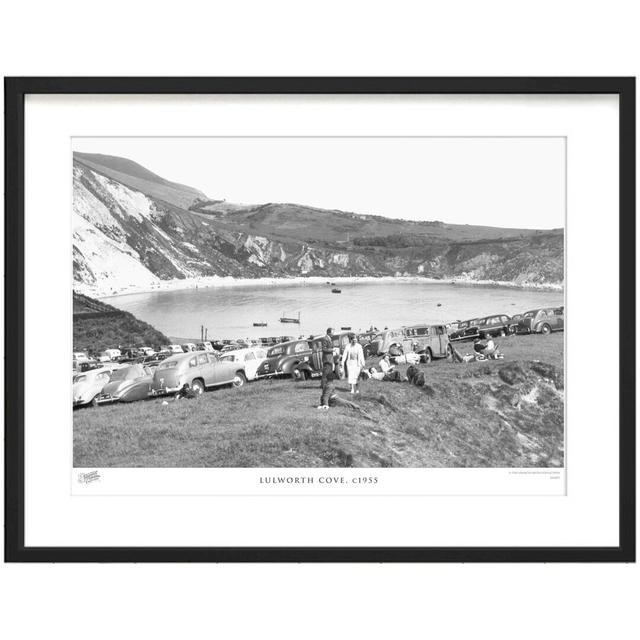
xmin=73 ymin=293 xmax=170 ymax=352
xmin=74 ymin=152 xmax=206 ymax=209
xmin=74 ymin=333 xmax=564 ymax=468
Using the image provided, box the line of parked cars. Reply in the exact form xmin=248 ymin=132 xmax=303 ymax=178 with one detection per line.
xmin=448 ymin=306 xmax=564 ymax=341
xmin=73 ymin=305 xmax=564 ymax=408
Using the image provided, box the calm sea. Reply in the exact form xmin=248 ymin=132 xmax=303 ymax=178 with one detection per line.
xmin=103 ymin=281 xmax=564 ymax=341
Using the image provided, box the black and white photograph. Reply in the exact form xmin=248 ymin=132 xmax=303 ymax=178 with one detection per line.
xmin=72 ymin=136 xmax=565 ymax=471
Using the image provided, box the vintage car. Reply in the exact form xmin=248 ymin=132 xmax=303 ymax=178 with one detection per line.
xmin=97 ymin=348 xmax=122 ymax=362
xmin=516 ymin=307 xmax=564 ymax=335
xmin=181 ymin=343 xmax=197 ymax=352
xmin=72 ymin=364 xmax=124 ymax=408
xmin=472 ymin=314 xmax=514 ymax=339
xmin=151 ymin=350 xmax=247 ymax=396
xmin=399 ymin=324 xmax=453 ymax=363
xmin=367 ymin=325 xmax=452 ymax=362
xmin=357 ymin=331 xmax=379 ymax=358
xmin=508 ymin=314 xmax=523 ymax=333
xmin=220 ymin=347 xmax=269 ymax=381
xmin=292 ymin=332 xmax=352 ymax=380
xmin=167 ymin=344 xmax=184 ymax=354
xmin=255 ymin=339 xmax=312 ymax=378
xmin=196 ymin=341 xmax=215 ymax=352
xmin=97 ymin=364 xmax=154 ymax=404
xmin=368 ymin=328 xmax=405 ymax=356
xmin=142 ymin=352 xmax=169 ymax=367
xmin=448 ymin=319 xmax=480 ymax=341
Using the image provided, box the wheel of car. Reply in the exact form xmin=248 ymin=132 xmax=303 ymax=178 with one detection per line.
xmin=540 ymin=323 xmax=551 ymax=335
xmin=191 ymin=379 xmax=205 ymax=395
xmin=445 ymin=344 xmax=453 ymax=362
xmin=422 ymin=349 xmax=433 ymax=364
xmin=232 ymin=371 xmax=246 ymax=388
xmin=363 ymin=345 xmax=371 ymax=359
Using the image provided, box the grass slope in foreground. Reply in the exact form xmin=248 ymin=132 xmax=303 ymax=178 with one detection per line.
xmin=74 ymin=334 xmax=564 ymax=468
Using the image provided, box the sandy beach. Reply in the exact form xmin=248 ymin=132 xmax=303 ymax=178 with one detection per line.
xmin=77 ymin=274 xmax=563 ymax=300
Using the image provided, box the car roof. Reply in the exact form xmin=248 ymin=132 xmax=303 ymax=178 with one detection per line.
xmin=162 ymin=350 xmax=210 ymax=362
xmin=221 ymin=347 xmax=266 ymax=356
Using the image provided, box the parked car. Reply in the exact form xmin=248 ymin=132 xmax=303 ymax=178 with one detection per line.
xmin=399 ymin=324 xmax=454 ymax=363
xmin=367 ymin=325 xmax=452 ymax=362
xmin=182 ymin=343 xmax=197 ymax=352
xmin=75 ymin=359 xmax=101 ymax=373
xmin=168 ymin=344 xmax=184 ymax=354
xmin=142 ymin=353 xmax=169 ymax=367
xmin=516 ymin=307 xmax=564 ymax=335
xmin=448 ymin=319 xmax=480 ymax=341
xmin=508 ymin=314 xmax=523 ymax=333
xmin=472 ymin=314 xmax=514 ymax=339
xmin=220 ymin=347 xmax=269 ymax=380
xmin=368 ymin=328 xmax=405 ymax=356
xmin=98 ymin=348 xmax=122 ymax=361
xmin=196 ymin=341 xmax=214 ymax=352
xmin=73 ymin=364 xmax=124 ymax=407
xmin=73 ymin=351 xmax=89 ymax=363
xmin=292 ymin=332 xmax=352 ymax=380
xmin=150 ymin=350 xmax=246 ymax=397
xmin=97 ymin=364 xmax=154 ymax=404
xmin=357 ymin=331 xmax=379 ymax=358
xmin=255 ymin=339 xmax=312 ymax=378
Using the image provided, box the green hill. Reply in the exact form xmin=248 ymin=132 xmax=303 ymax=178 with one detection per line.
xmin=73 ymin=293 xmax=169 ymax=353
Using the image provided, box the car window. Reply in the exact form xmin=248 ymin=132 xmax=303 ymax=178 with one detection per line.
xmin=73 ymin=375 xmax=87 ymax=383
xmin=96 ymin=372 xmax=110 ymax=381
xmin=188 ymin=357 xmax=197 ymax=368
xmin=245 ymin=352 xmax=256 ymax=361
xmin=158 ymin=360 xmax=178 ymax=370
xmin=294 ymin=342 xmax=308 ymax=353
xmin=268 ymin=346 xmax=284 ymax=357
xmin=197 ymin=354 xmax=208 ymax=365
xmin=256 ymin=350 xmax=267 ymax=359
xmin=524 ymin=311 xmax=536 ymax=318
xmin=110 ymin=368 xmax=128 ymax=381
xmin=554 ymin=308 xmax=564 ymax=315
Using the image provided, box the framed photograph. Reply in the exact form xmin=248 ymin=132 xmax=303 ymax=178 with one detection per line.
xmin=5 ymin=77 xmax=635 ymax=562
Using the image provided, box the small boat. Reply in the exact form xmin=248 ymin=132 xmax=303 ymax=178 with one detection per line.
xmin=331 ymin=288 xmax=342 ymax=294
xmin=280 ymin=311 xmax=301 ymax=324
xmin=253 ymin=322 xmax=267 ymax=327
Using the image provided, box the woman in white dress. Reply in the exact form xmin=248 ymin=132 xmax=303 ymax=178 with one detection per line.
xmin=341 ymin=334 xmax=365 ymax=394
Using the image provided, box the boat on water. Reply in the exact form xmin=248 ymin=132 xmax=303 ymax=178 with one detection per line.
xmin=253 ymin=322 xmax=268 ymax=327
xmin=280 ymin=311 xmax=301 ymax=324
xmin=331 ymin=288 xmax=342 ymax=293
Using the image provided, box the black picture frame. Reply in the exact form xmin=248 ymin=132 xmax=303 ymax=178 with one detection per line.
xmin=4 ymin=77 xmax=636 ymax=563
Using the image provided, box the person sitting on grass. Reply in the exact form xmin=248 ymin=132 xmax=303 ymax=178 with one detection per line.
xmin=317 ymin=372 xmax=373 ymax=420
xmin=175 ymin=383 xmax=198 ymax=401
xmin=474 ymin=337 xmax=499 ymax=358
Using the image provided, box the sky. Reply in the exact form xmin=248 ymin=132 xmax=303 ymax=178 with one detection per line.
xmin=73 ymin=137 xmax=565 ymax=229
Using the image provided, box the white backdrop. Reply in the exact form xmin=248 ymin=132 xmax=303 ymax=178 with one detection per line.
xmin=1 ymin=1 xmax=638 ymax=639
